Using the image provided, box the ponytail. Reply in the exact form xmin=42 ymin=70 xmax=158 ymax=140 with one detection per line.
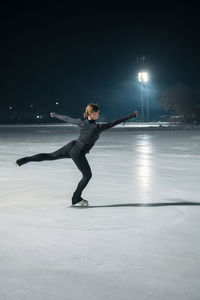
xmin=83 ymin=103 xmax=99 ymax=118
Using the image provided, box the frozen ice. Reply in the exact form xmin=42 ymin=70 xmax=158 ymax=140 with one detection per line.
xmin=0 ymin=124 xmax=200 ymax=300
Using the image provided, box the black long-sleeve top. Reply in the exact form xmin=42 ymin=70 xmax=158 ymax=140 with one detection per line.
xmin=52 ymin=112 xmax=136 ymax=153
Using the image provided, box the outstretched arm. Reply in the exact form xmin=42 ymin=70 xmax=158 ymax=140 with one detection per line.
xmin=98 ymin=111 xmax=138 ymax=132
xmin=50 ymin=112 xmax=82 ymax=126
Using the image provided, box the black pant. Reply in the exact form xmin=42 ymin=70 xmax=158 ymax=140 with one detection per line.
xmin=18 ymin=141 xmax=92 ymax=204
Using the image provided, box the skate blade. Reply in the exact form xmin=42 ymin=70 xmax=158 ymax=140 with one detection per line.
xmin=70 ymin=204 xmax=89 ymax=208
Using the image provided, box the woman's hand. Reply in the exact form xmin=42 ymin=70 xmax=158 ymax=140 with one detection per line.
xmin=133 ymin=111 xmax=138 ymax=117
xmin=50 ymin=112 xmax=55 ymax=118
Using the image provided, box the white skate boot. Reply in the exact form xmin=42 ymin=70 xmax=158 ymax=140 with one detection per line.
xmin=74 ymin=198 xmax=89 ymax=207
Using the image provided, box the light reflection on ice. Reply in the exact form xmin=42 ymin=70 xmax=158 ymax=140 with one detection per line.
xmin=136 ymin=135 xmax=153 ymax=188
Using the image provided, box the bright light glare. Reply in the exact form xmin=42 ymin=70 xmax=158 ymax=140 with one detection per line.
xmin=138 ymin=72 xmax=149 ymax=83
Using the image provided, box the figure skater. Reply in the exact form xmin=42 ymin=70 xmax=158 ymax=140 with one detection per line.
xmin=16 ymin=103 xmax=138 ymax=206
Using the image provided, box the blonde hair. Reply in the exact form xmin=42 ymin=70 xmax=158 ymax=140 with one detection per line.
xmin=83 ymin=103 xmax=99 ymax=118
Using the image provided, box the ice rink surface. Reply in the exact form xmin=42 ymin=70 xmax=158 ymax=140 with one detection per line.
xmin=1 ymin=125 xmax=200 ymax=300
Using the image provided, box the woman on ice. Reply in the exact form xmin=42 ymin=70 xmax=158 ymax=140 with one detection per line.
xmin=16 ymin=103 xmax=138 ymax=206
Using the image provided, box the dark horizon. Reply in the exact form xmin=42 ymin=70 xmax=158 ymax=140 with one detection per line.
xmin=1 ymin=3 xmax=200 ymax=123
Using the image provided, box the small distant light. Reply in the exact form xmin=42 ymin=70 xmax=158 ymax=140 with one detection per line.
xmin=9 ymin=106 xmax=13 ymax=110
xmin=56 ymin=102 xmax=59 ymax=105
xmin=30 ymin=104 xmax=34 ymax=108
xmin=36 ymin=115 xmax=40 ymax=119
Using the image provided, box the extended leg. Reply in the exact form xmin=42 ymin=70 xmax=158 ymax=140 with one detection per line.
xmin=16 ymin=141 xmax=75 ymax=166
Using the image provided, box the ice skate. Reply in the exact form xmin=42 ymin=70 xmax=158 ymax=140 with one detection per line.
xmin=72 ymin=198 xmax=89 ymax=207
xmin=15 ymin=157 xmax=28 ymax=167
xmin=76 ymin=199 xmax=89 ymax=206
xmin=15 ymin=159 xmax=22 ymax=167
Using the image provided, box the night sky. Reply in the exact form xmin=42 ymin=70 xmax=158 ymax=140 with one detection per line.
xmin=1 ymin=3 xmax=200 ymax=121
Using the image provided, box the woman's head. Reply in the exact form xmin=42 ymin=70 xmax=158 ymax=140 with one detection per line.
xmin=83 ymin=103 xmax=100 ymax=120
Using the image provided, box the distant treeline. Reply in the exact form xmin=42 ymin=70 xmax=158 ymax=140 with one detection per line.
xmin=1 ymin=83 xmax=200 ymax=124
xmin=160 ymin=83 xmax=200 ymax=123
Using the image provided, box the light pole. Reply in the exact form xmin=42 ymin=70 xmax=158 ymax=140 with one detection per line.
xmin=146 ymin=85 xmax=149 ymax=122
xmin=138 ymin=71 xmax=149 ymax=122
